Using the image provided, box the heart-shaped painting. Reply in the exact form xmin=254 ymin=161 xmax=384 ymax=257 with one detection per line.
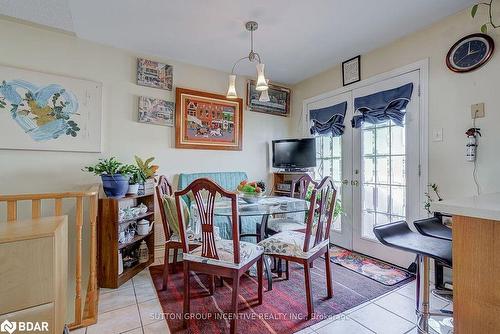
xmin=0 ymin=79 xmax=80 ymax=141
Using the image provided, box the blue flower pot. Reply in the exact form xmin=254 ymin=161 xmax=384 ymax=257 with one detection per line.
xmin=101 ymin=174 xmax=130 ymax=198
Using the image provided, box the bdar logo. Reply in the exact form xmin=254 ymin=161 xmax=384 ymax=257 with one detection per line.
xmin=0 ymin=320 xmax=16 ymax=334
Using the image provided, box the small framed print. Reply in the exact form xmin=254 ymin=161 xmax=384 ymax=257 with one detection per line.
xmin=342 ymin=55 xmax=361 ymax=86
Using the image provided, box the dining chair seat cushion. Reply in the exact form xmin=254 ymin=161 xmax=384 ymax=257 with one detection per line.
xmin=258 ymin=230 xmax=329 ymax=259
xmin=267 ymin=217 xmax=304 ymax=233
xmin=183 ymin=239 xmax=263 ymax=269
xmin=162 ymin=195 xmax=190 ymax=236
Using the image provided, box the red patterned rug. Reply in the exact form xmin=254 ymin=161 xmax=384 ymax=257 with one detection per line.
xmin=150 ymin=257 xmax=413 ymax=333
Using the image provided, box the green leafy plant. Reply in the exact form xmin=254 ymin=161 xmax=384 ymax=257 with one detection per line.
xmin=82 ymin=157 xmax=128 ymax=176
xmin=121 ymin=165 xmax=147 ymax=185
xmin=424 ymin=183 xmax=443 ymax=214
xmin=471 ymin=1 xmax=499 ymax=33
xmin=305 ymin=186 xmax=343 ymax=219
xmin=134 ymin=156 xmax=159 ymax=179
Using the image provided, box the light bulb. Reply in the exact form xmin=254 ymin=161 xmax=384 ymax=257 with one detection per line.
xmin=259 ymin=80 xmax=270 ymax=102
xmin=226 ymin=74 xmax=237 ymax=99
xmin=255 ymin=63 xmax=268 ymax=91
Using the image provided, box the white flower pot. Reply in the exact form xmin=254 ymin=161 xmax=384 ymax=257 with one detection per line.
xmin=127 ymin=183 xmax=139 ymax=195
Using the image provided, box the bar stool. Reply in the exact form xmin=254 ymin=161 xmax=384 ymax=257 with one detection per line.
xmin=373 ymin=221 xmax=453 ymax=333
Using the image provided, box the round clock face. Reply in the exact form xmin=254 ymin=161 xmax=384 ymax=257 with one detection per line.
xmin=446 ymin=33 xmax=494 ymax=72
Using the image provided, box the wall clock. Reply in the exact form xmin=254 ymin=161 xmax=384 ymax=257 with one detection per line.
xmin=446 ymin=33 xmax=494 ymax=73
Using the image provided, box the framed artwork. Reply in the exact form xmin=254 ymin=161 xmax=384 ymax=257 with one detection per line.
xmin=138 ymin=96 xmax=174 ymax=126
xmin=175 ymin=87 xmax=243 ymax=151
xmin=137 ymin=58 xmax=173 ymax=91
xmin=342 ymin=55 xmax=361 ymax=86
xmin=246 ymin=81 xmax=290 ymax=116
xmin=0 ymin=65 xmax=102 ymax=152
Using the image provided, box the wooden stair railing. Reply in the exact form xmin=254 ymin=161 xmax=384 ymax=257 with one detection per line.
xmin=0 ymin=185 xmax=99 ymax=329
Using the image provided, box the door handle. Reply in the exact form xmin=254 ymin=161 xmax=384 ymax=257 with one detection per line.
xmin=342 ymin=179 xmax=349 ymax=185
xmin=351 ymin=180 xmax=359 ymax=186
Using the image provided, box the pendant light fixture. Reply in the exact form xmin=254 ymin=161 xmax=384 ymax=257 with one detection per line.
xmin=226 ymin=21 xmax=269 ymax=99
xmin=259 ymin=79 xmax=270 ymax=102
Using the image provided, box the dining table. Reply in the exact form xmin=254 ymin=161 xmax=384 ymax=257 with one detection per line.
xmin=187 ymin=195 xmax=310 ymax=290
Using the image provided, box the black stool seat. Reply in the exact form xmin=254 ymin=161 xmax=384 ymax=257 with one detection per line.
xmin=414 ymin=217 xmax=452 ymax=241
xmin=374 ymin=221 xmax=452 ymax=267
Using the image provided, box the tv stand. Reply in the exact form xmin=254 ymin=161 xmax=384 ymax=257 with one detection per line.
xmin=282 ymin=168 xmax=310 ymax=173
xmin=272 ymin=171 xmax=313 ymax=197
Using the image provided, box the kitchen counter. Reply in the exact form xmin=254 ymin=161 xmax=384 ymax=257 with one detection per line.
xmin=431 ymin=192 xmax=500 ymax=221
xmin=431 ymin=192 xmax=500 ymax=333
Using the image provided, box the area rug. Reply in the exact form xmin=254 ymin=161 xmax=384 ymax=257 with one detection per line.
xmin=150 ymin=257 xmax=413 ymax=334
xmin=329 ymin=245 xmax=414 ymax=286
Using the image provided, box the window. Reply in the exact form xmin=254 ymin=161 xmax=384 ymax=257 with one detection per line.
xmin=315 ymin=136 xmax=342 ymax=231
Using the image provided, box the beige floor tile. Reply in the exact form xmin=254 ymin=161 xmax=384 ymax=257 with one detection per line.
xmin=98 ymin=286 xmax=137 ymax=314
xmin=293 ymin=327 xmax=315 ymax=334
xmin=310 ymin=313 xmax=347 ymax=330
xmin=135 ymin=281 xmax=158 ymax=303
xmin=86 ymin=304 xmax=141 ymax=334
xmin=374 ymin=291 xmax=416 ymax=322
xmin=396 ymin=281 xmax=417 ymax=300
xmin=69 ymin=327 xmax=86 ymax=334
xmin=344 ymin=300 xmax=372 ymax=314
xmin=121 ymin=327 xmax=143 ymax=334
xmin=315 ymin=316 xmax=374 ymax=334
xmin=349 ymin=303 xmax=414 ymax=334
xmin=138 ymin=299 xmax=164 ymax=326
xmin=100 ymin=280 xmax=133 ymax=295
xmin=143 ymin=320 xmax=170 ymax=334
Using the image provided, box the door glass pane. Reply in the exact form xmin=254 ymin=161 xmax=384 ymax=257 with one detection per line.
xmin=376 ymin=157 xmax=390 ymax=184
xmin=376 ymin=126 xmax=390 ymax=155
xmin=376 ymin=185 xmax=390 ymax=214
xmin=361 ymin=121 xmax=407 ymax=240
xmin=315 ymin=136 xmax=342 ymax=232
xmin=363 ymin=158 xmax=375 ymax=183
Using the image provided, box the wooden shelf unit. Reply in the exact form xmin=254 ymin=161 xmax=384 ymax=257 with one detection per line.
xmin=98 ymin=192 xmax=155 ymax=288
xmin=272 ymin=171 xmax=311 ymax=197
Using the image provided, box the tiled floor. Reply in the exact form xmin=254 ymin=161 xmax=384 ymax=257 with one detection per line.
xmin=70 ymin=269 xmax=452 ymax=334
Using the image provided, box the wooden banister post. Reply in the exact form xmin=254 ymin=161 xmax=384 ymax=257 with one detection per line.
xmin=7 ymin=201 xmax=17 ymax=221
xmin=74 ymin=196 xmax=83 ymax=325
xmin=32 ymin=199 xmax=41 ymax=218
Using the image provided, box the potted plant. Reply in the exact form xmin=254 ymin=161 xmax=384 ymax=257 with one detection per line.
xmin=122 ymin=165 xmax=146 ymax=195
xmin=83 ymin=157 xmax=131 ymax=198
xmin=134 ymin=156 xmax=159 ymax=193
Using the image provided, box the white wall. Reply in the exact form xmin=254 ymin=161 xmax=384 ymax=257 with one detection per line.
xmin=0 ymin=18 xmax=290 ymax=196
xmin=291 ymin=8 xmax=500 ymax=199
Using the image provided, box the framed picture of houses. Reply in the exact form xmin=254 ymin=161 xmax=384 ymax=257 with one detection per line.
xmin=175 ymin=87 xmax=243 ymax=151
xmin=0 ymin=65 xmax=102 ymax=152
xmin=138 ymin=96 xmax=174 ymax=126
xmin=246 ymin=80 xmax=290 ymax=117
xmin=137 ymin=58 xmax=173 ymax=91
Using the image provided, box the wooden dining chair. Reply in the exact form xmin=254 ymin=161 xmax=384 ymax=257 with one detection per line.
xmin=266 ymin=173 xmax=319 ymax=235
xmin=156 ymin=175 xmax=200 ymax=290
xmin=175 ymin=178 xmax=264 ymax=334
xmin=258 ymin=176 xmax=336 ymax=319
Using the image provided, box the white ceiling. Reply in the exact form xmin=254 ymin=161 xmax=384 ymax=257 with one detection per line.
xmin=0 ymin=0 xmax=476 ymax=84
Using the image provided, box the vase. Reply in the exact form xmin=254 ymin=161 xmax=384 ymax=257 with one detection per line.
xmin=127 ymin=183 xmax=139 ymax=195
xmin=101 ymin=174 xmax=130 ymax=198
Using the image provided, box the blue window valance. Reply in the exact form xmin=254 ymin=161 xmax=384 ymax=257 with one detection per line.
xmin=351 ymin=83 xmax=413 ymax=128
xmin=309 ymin=101 xmax=347 ymax=137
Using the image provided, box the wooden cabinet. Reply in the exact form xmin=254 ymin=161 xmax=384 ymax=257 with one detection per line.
xmin=0 ymin=216 xmax=67 ymax=334
xmin=98 ymin=192 xmax=155 ymax=288
xmin=272 ymin=171 xmax=311 ymax=197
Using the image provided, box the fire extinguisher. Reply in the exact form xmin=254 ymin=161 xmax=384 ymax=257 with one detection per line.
xmin=465 ymin=127 xmax=481 ymax=162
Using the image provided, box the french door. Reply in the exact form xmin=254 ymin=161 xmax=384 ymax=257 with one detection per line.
xmin=306 ymin=69 xmax=423 ymax=268
xmin=308 ymin=91 xmax=353 ymax=249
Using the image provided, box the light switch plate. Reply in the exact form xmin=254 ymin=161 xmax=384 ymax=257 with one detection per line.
xmin=471 ymin=103 xmax=485 ymax=118
xmin=432 ymin=128 xmax=443 ymax=142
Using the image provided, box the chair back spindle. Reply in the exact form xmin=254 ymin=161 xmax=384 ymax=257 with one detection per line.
xmin=175 ymin=178 xmax=240 ymax=264
xmin=303 ymin=177 xmax=337 ymax=252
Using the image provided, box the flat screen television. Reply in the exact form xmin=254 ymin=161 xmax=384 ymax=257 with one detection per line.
xmin=272 ymin=138 xmax=316 ymax=170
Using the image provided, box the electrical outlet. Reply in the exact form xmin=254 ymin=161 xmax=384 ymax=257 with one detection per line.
xmin=432 ymin=128 xmax=443 ymax=142
xmin=471 ymin=103 xmax=485 ymax=119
